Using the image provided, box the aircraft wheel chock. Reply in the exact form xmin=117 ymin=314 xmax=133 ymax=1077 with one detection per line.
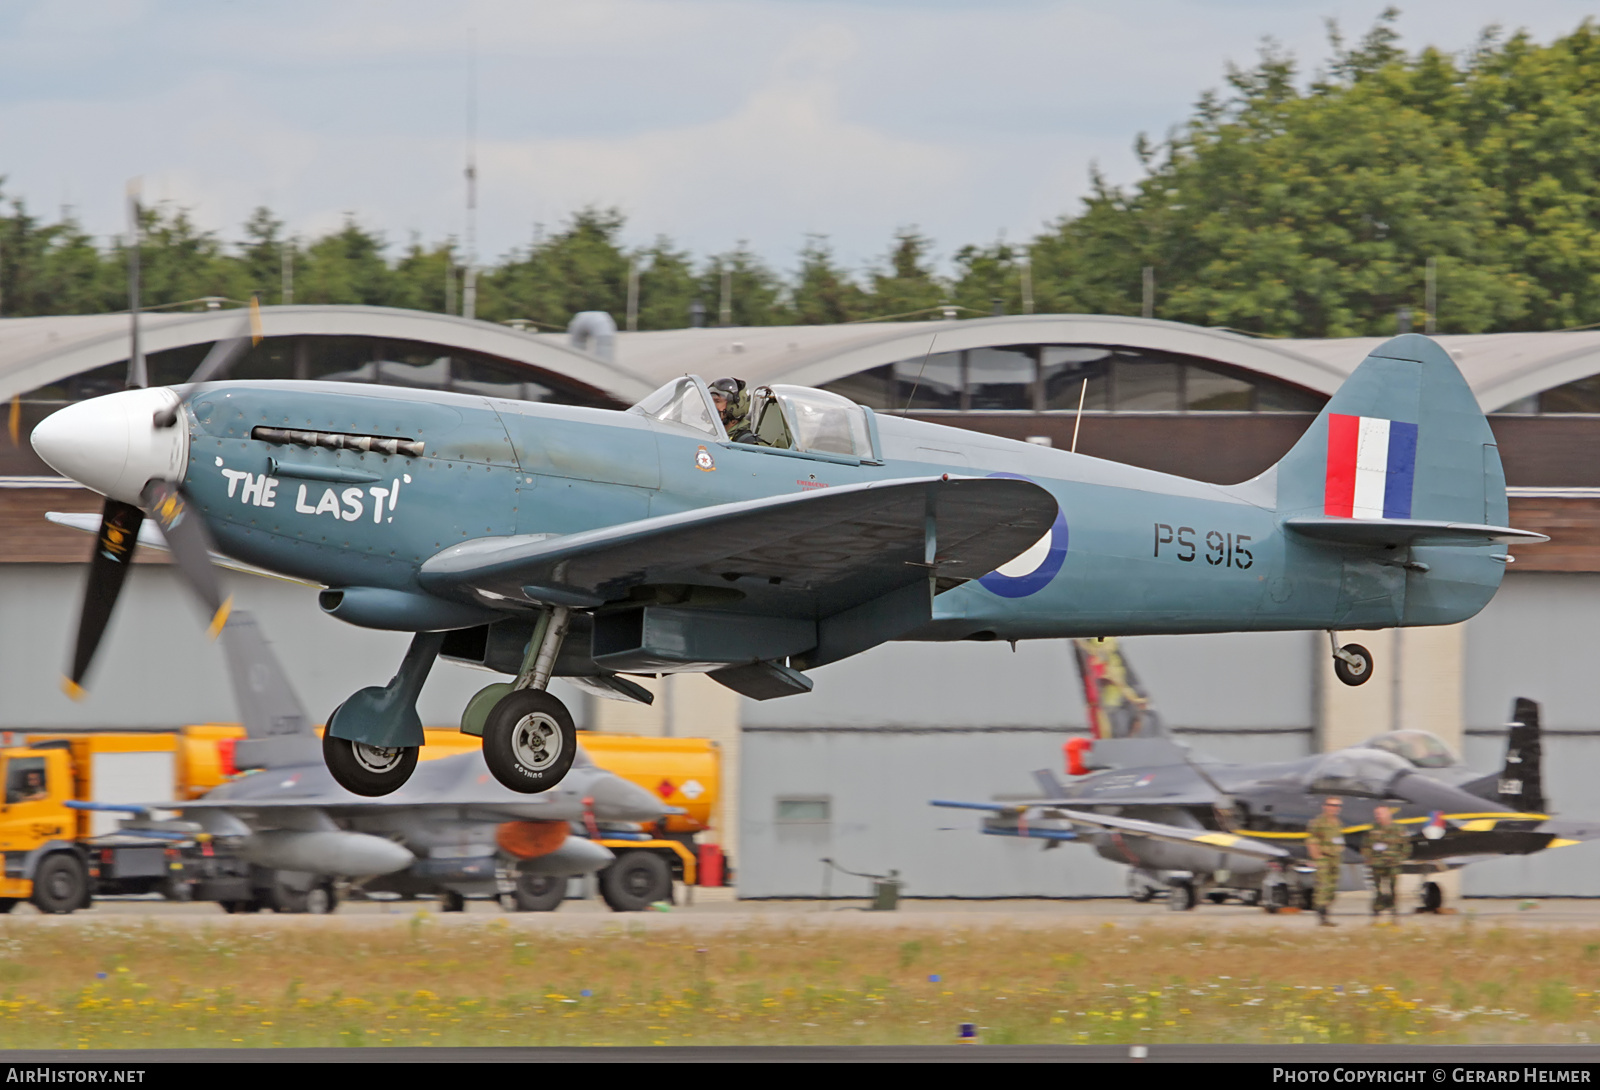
xmin=323 ymin=730 xmax=418 ymax=797
xmin=482 ymin=689 xmax=577 ymax=794
xmin=1333 ymin=643 xmax=1373 ymax=687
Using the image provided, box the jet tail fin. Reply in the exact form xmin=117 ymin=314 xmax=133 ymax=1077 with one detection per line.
xmin=218 ymin=610 xmax=321 ymax=770
xmin=1031 ymin=769 xmax=1068 ymax=799
xmin=1497 ymin=697 xmax=1546 ymax=814
xmin=1070 ymin=638 xmax=1166 ymax=739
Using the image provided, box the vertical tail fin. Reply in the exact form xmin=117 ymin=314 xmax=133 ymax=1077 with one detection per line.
xmin=1273 ymin=334 xmax=1505 ymax=526
xmin=1071 ymin=637 xmax=1165 ymax=739
xmin=218 ymin=610 xmax=321 ymax=770
xmin=1498 ymin=697 xmax=1546 ymax=814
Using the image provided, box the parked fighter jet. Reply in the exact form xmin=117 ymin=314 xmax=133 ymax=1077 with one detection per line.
xmin=32 ymin=311 xmax=1544 ymax=798
xmin=934 ymin=640 xmax=1600 ymax=911
xmin=120 ymin=611 xmax=675 ymax=912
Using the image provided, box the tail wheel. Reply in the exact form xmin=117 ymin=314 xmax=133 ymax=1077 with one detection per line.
xmin=1333 ymin=643 xmax=1373 ymax=687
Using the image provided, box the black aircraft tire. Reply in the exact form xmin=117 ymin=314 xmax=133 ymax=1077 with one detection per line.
xmin=1334 ymin=643 xmax=1374 ymax=687
xmin=440 ymin=889 xmax=467 ymax=913
xmin=322 ymin=729 xmax=419 ymax=797
xmin=600 ymin=851 xmax=673 ymax=912
xmin=505 ymin=873 xmax=566 ymax=912
xmin=482 ymin=690 xmax=578 ymax=794
xmin=1421 ymin=881 xmax=1444 ymax=913
xmin=30 ymin=853 xmax=87 ymax=915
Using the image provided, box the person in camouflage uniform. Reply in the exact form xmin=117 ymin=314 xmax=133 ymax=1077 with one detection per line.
xmin=1362 ymin=804 xmax=1412 ymax=923
xmin=1305 ymin=796 xmax=1346 ymax=927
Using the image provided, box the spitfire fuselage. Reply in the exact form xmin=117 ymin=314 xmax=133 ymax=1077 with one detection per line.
xmin=180 ymin=380 xmax=1506 ymax=651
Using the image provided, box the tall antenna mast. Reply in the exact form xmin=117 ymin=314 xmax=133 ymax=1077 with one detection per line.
xmin=462 ymin=33 xmax=478 ymax=321
xmin=126 ymin=178 xmax=146 ymax=389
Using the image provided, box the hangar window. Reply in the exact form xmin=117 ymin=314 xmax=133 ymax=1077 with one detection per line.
xmin=1494 ymin=373 xmax=1600 ymax=415
xmin=821 ymin=344 xmax=1325 ymax=415
xmin=776 ymin=796 xmax=831 ymax=823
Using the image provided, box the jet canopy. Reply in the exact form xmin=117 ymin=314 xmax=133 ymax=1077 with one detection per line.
xmin=1304 ymin=747 xmax=1414 ymax=800
xmin=1360 ymin=730 xmax=1461 ymax=769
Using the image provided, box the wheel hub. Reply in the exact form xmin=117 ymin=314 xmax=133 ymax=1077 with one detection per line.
xmin=510 ymin=713 xmax=563 ymax=771
xmin=351 ymin=742 xmax=406 ymax=774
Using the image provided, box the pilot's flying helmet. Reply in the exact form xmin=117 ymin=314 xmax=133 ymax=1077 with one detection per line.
xmin=708 ymin=377 xmax=744 ymax=399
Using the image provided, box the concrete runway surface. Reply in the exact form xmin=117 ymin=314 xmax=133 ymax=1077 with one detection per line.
xmin=7 ymin=889 xmax=1600 ymax=930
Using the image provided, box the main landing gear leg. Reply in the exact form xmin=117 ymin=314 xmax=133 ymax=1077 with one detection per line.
xmin=324 ymin=631 xmax=444 ymax=796
xmin=1328 ymin=631 xmax=1374 ymax=687
xmin=479 ymin=606 xmax=578 ymax=795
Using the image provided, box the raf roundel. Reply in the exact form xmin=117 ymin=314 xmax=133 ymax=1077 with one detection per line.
xmin=977 ymin=473 xmax=1068 ymax=598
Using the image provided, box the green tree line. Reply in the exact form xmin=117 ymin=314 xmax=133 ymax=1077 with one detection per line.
xmin=3 ymin=10 xmax=1600 ymax=337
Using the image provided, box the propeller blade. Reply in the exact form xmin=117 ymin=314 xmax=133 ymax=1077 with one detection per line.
xmin=153 ymin=300 xmax=261 ymax=428
xmin=64 ymin=498 xmax=145 ymax=698
xmin=140 ymin=479 xmax=231 ymax=640
xmin=126 ymin=180 xmax=146 ymax=391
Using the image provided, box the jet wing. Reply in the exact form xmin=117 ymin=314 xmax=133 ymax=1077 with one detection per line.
xmin=418 ymin=475 xmax=1059 ymax=615
xmin=932 ymin=800 xmax=1291 ymax=861
xmin=1283 ymin=517 xmax=1547 ymax=548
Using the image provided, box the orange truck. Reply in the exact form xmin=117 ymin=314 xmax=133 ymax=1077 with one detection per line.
xmin=0 ymin=728 xmax=242 ymax=913
xmin=0 ymin=726 xmax=726 ymax=914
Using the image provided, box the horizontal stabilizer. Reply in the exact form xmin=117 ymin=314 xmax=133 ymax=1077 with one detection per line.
xmin=1283 ymin=517 xmax=1547 ymax=549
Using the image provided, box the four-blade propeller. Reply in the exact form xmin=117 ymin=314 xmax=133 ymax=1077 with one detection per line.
xmin=60 ymin=276 xmax=260 ymax=697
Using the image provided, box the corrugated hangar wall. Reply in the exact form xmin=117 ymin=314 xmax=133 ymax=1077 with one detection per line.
xmin=737 ymin=631 xmax=1318 ymax=899
xmin=738 ymin=572 xmax=1600 ymax=899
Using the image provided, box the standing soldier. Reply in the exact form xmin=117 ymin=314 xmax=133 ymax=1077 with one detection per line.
xmin=1305 ymin=796 xmax=1346 ymax=927
xmin=1362 ymin=804 xmax=1412 ymax=924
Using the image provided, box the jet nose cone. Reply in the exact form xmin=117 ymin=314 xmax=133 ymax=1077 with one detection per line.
xmin=31 ymin=388 xmax=188 ymax=505
xmin=587 ymin=774 xmax=678 ymax=821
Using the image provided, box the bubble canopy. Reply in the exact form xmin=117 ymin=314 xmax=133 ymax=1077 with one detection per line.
xmin=1360 ymin=730 xmax=1461 ymax=769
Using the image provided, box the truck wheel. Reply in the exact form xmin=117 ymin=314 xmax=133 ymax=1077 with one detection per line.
xmin=31 ymin=854 xmax=87 ymax=915
xmin=0 ymin=899 xmax=16 ymax=914
xmin=503 ymin=873 xmax=566 ymax=912
xmin=600 ymin=851 xmax=673 ymax=912
xmin=221 ymin=900 xmax=262 ymax=914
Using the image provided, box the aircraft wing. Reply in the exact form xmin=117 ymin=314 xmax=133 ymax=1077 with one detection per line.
xmin=418 ymin=475 xmax=1059 ymax=615
xmin=933 ymin=800 xmax=1291 ymax=861
xmin=1283 ymin=517 xmax=1547 ymax=548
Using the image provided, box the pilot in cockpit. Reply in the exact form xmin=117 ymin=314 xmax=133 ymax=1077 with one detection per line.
xmin=709 ymin=377 xmax=763 ymax=445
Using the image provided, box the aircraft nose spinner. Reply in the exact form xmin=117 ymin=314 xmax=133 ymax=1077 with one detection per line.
xmin=31 ymin=387 xmax=189 ymax=505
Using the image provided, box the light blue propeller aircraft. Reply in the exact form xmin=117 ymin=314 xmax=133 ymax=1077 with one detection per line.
xmin=31 ymin=329 xmax=1543 ymax=797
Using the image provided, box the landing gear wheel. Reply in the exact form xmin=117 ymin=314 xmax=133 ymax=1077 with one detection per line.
xmin=1264 ymin=885 xmax=1289 ymax=914
xmin=600 ymin=851 xmax=673 ymax=912
xmin=440 ymin=889 xmax=467 ymax=913
xmin=30 ymin=853 xmax=87 ymax=915
xmin=502 ymin=873 xmax=566 ymax=912
xmin=221 ymin=900 xmax=262 ymax=914
xmin=1333 ymin=643 xmax=1373 ymax=687
xmin=304 ymin=883 xmax=338 ymax=915
xmin=1298 ymin=888 xmax=1317 ymax=911
xmin=1421 ymin=881 xmax=1443 ymax=913
xmin=323 ymin=730 xmax=418 ymax=797
xmin=1165 ymin=879 xmax=1197 ymax=912
xmin=1127 ymin=871 xmax=1157 ymax=903
xmin=482 ymin=689 xmax=577 ymax=794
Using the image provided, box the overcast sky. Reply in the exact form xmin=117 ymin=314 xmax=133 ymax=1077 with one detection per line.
xmin=1 ymin=0 xmax=1595 ymax=276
